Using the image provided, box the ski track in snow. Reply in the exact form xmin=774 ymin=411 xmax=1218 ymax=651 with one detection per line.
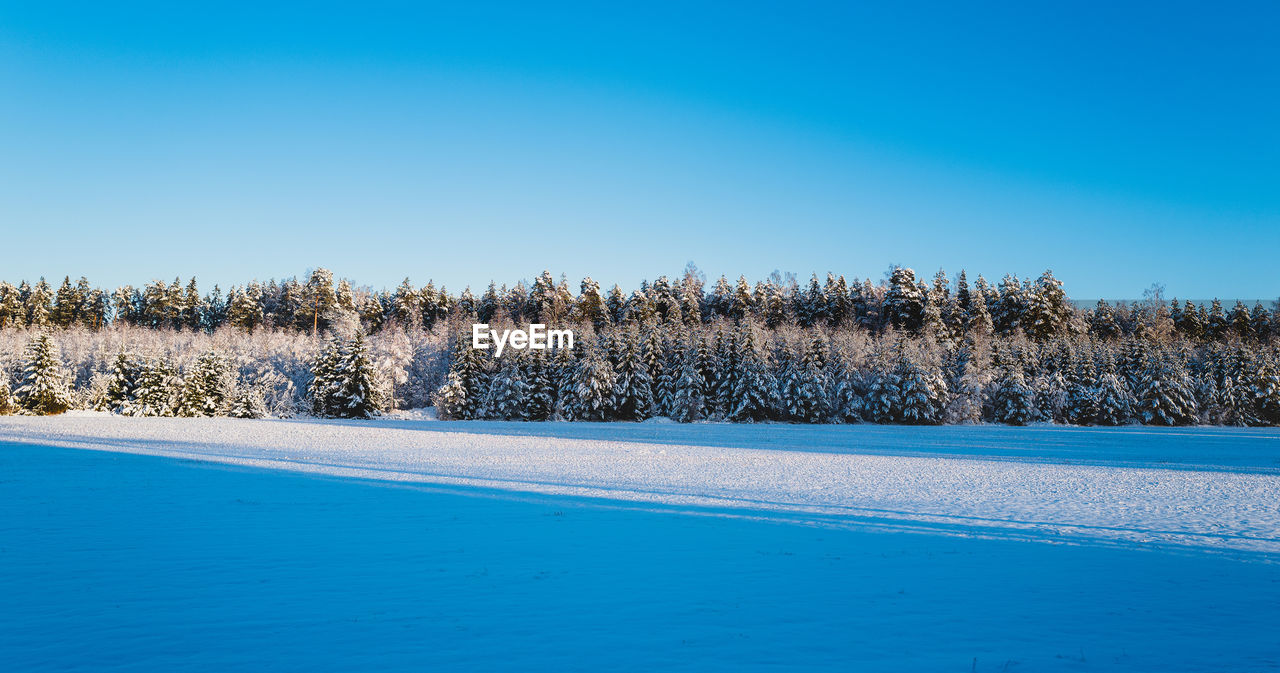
xmin=3 ymin=413 xmax=1280 ymax=556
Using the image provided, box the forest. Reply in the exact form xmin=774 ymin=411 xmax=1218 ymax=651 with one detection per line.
xmin=0 ymin=266 xmax=1277 ymax=426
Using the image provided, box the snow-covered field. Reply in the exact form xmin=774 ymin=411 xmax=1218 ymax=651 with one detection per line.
xmin=3 ymin=416 xmax=1279 ymax=670
xmin=3 ymin=413 xmax=1280 ymax=555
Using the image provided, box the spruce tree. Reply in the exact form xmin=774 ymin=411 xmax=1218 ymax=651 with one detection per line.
xmin=726 ymin=327 xmax=774 ymax=422
xmin=0 ymin=373 xmax=15 ymax=415
xmin=180 ymin=350 xmax=231 ymax=417
xmin=895 ymin=356 xmax=947 ymax=424
xmin=1092 ymin=373 xmax=1135 ymax=425
xmin=669 ymin=349 xmax=706 ymax=423
xmin=1137 ymin=356 xmax=1198 ymax=426
xmin=15 ymin=333 xmax=72 ymax=415
xmin=612 ymin=330 xmax=654 ymax=420
xmin=484 ymin=355 xmax=530 ymax=420
xmin=434 ymin=334 xmax=488 ymax=420
xmin=989 ymin=367 xmax=1036 ymax=425
xmin=329 ymin=332 xmax=384 ymax=418
xmin=884 ymin=267 xmax=925 ymax=332
xmin=567 ymin=346 xmax=615 ymax=421
xmin=100 ymin=350 xmax=142 ymax=414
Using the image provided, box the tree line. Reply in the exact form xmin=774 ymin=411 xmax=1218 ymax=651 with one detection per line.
xmin=2 ymin=266 xmax=1277 ymax=343
xmin=0 ymin=266 xmax=1277 ymax=425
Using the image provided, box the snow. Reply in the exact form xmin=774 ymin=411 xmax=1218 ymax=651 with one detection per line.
xmin=2 ymin=417 xmax=1279 ymax=670
xmin=2 ymin=414 xmax=1280 ymax=555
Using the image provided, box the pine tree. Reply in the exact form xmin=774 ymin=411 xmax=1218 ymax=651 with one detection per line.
xmin=15 ymin=333 xmax=72 ymax=415
xmin=884 ymin=267 xmax=925 ymax=332
xmin=434 ymin=334 xmax=488 ymax=420
xmin=228 ymin=386 xmax=268 ymax=419
xmin=575 ymin=277 xmax=609 ymax=331
xmin=567 ymin=346 xmax=615 ymax=421
xmin=1137 ymin=356 xmax=1198 ymax=426
xmin=100 ymin=350 xmax=142 ymax=414
xmin=727 ymin=327 xmax=774 ymax=422
xmin=895 ymin=356 xmax=947 ymax=424
xmin=524 ymin=351 xmax=555 ymax=421
xmin=667 ymin=338 xmax=706 ymax=423
xmin=309 ymin=337 xmax=344 ymax=417
xmin=180 ymin=350 xmax=231 ymax=417
xmin=1092 ymin=373 xmax=1135 ymax=425
xmin=1246 ymin=354 xmax=1280 ymax=425
xmin=0 ymin=373 xmax=15 ymax=415
xmin=329 ymin=332 xmax=385 ymax=418
xmin=483 ymin=355 xmax=530 ymax=420
xmin=135 ymin=357 xmax=180 ymax=417
xmin=989 ymin=367 xmax=1036 ymax=425
xmin=612 ymin=330 xmax=654 ymax=420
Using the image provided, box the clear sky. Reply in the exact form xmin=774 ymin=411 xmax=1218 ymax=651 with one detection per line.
xmin=1 ymin=1 xmax=1277 ymax=300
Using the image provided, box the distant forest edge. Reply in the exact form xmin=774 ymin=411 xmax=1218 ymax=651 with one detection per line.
xmin=0 ymin=267 xmax=1277 ymax=427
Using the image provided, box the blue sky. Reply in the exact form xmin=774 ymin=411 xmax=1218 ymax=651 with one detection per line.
xmin=1 ymin=1 xmax=1276 ymax=299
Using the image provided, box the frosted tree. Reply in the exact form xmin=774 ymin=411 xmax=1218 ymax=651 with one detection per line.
xmin=228 ymin=386 xmax=268 ymax=419
xmin=611 ymin=331 xmax=654 ymax=420
xmin=328 ymin=332 xmax=385 ymax=418
xmin=0 ymin=373 xmax=14 ymax=414
xmin=99 ymin=350 xmax=142 ymax=414
xmin=567 ymin=346 xmax=615 ymax=421
xmin=483 ymin=355 xmax=530 ymax=420
xmin=574 ymin=277 xmax=608 ymax=331
xmin=1092 ymin=373 xmax=1135 ymax=425
xmin=1137 ymin=357 xmax=1198 ymax=426
xmin=15 ymin=333 xmax=71 ymax=415
xmin=1247 ymin=354 xmax=1280 ymax=425
xmin=523 ymin=351 xmax=555 ymax=421
xmin=894 ymin=356 xmax=947 ymax=425
xmin=780 ymin=333 xmax=828 ymax=422
xmin=308 ymin=337 xmax=344 ymax=417
xmin=180 ymin=350 xmax=232 ymax=417
xmin=884 ymin=267 xmax=925 ymax=332
xmin=988 ymin=367 xmax=1036 ymax=426
xmin=727 ymin=328 xmax=774 ymax=422
xmin=669 ymin=350 xmax=706 ymax=423
xmin=862 ymin=364 xmax=899 ymax=423
xmin=434 ymin=334 xmax=487 ymax=420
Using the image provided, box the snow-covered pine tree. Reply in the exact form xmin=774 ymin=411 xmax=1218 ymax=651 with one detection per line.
xmin=643 ymin=328 xmax=669 ymax=415
xmin=228 ymin=385 xmax=268 ymax=419
xmin=611 ymin=330 xmax=654 ymax=420
xmin=483 ymin=355 xmax=530 ymax=420
xmin=524 ymin=350 xmax=555 ymax=421
xmin=434 ymin=334 xmax=487 ymax=420
xmin=1092 ymin=372 xmax=1135 ymax=425
xmin=15 ymin=333 xmax=71 ymax=415
xmin=894 ymin=356 xmax=947 ymax=425
xmin=1023 ymin=270 xmax=1070 ymax=340
xmin=780 ymin=333 xmax=829 ymax=422
xmin=0 ymin=372 xmax=15 ymax=414
xmin=654 ymin=334 xmax=685 ymax=417
xmin=567 ymin=346 xmax=615 ymax=421
xmin=1033 ymin=371 xmax=1070 ymax=424
xmin=131 ymin=357 xmax=179 ymax=416
xmin=884 ymin=267 xmax=925 ymax=333
xmin=862 ymin=363 xmax=899 ymax=423
xmin=99 ymin=350 xmax=141 ymax=414
xmin=989 ymin=367 xmax=1036 ymax=425
xmin=180 ymin=350 xmax=231 ymax=417
xmin=309 ymin=337 xmax=344 ymax=417
xmin=727 ymin=327 xmax=774 ymax=422
xmin=1246 ymin=353 xmax=1280 ymax=425
xmin=1137 ymin=356 xmax=1198 ymax=426
xmin=669 ymin=347 xmax=706 ymax=423
xmin=329 ymin=332 xmax=385 ymax=419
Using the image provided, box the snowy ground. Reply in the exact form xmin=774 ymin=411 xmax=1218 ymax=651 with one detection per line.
xmin=3 ymin=413 xmax=1280 ymax=555
xmin=2 ymin=416 xmax=1279 ymax=670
